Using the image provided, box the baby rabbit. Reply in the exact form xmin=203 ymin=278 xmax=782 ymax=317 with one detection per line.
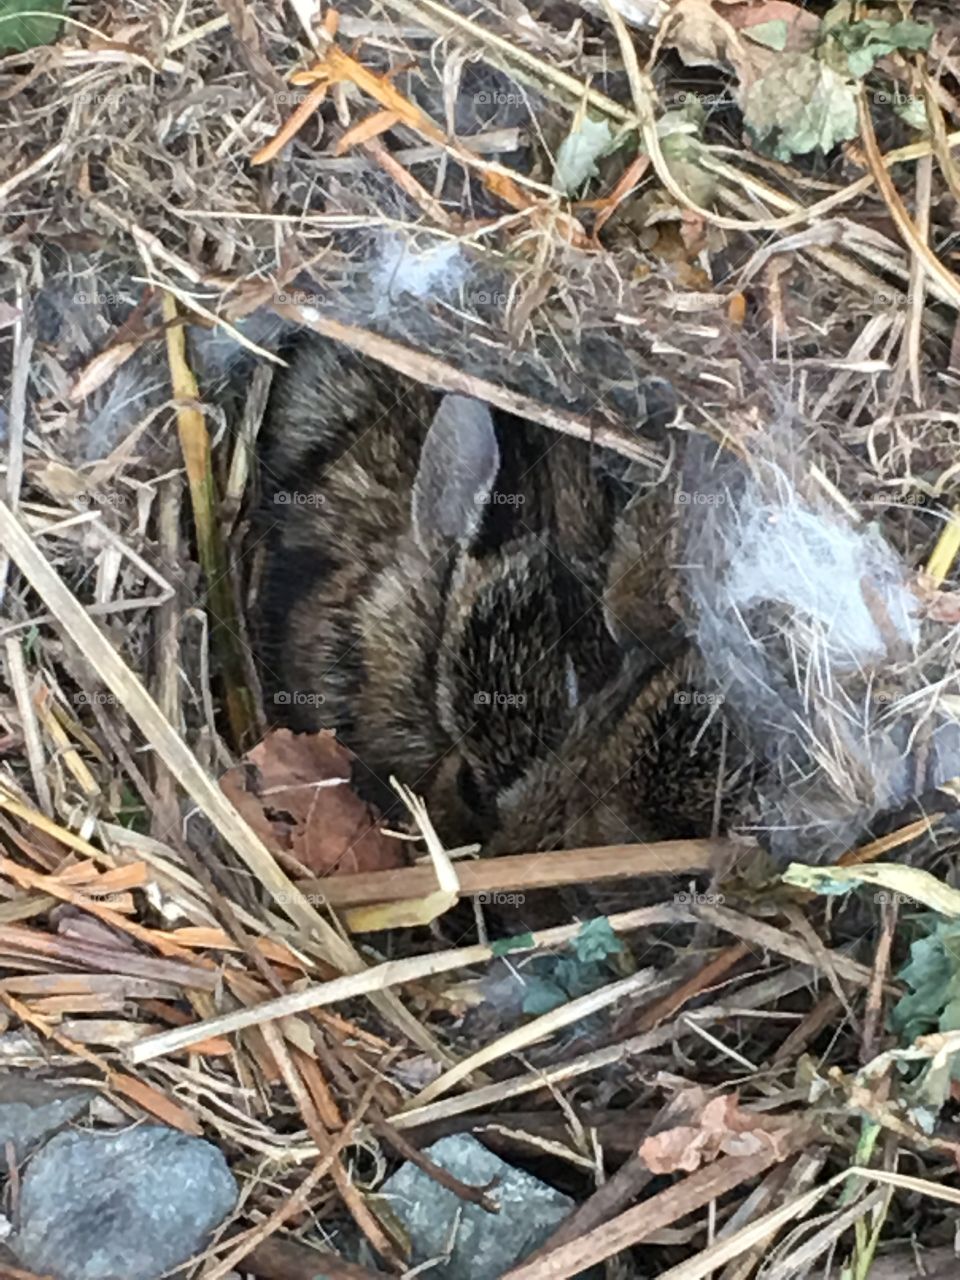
xmin=258 ymin=335 xmax=627 ymax=843
xmin=258 ymin=334 xmax=748 ymax=857
xmin=487 ymin=637 xmax=754 ymax=856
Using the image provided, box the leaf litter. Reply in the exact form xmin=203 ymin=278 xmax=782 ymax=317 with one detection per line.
xmin=0 ymin=0 xmax=959 ymax=1276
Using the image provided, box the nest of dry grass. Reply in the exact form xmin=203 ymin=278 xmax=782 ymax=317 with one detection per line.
xmin=3 ymin=0 xmax=960 ymax=1276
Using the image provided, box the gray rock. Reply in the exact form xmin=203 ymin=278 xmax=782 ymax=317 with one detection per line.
xmin=11 ymin=1124 xmax=237 ymax=1280
xmin=0 ymin=1076 xmax=92 ymax=1164
xmin=377 ymin=1134 xmax=574 ymax=1280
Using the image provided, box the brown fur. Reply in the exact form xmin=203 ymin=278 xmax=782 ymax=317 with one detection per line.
xmin=490 ymin=643 xmax=755 ymax=854
xmin=258 ymin=335 xmax=749 ymax=851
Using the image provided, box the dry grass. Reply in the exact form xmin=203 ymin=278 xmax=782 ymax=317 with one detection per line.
xmin=2 ymin=0 xmax=960 ymax=1276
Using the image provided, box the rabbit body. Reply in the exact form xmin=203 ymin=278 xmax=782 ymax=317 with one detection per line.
xmin=259 ymin=336 xmax=740 ymax=851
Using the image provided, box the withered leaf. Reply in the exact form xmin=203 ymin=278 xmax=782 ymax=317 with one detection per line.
xmin=639 ymin=1092 xmax=795 ymax=1174
xmin=219 ymin=728 xmax=403 ymax=878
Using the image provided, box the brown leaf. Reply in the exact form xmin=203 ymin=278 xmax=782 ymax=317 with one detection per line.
xmin=639 ymin=1092 xmax=795 ymax=1173
xmin=663 ymin=0 xmax=783 ymax=95
xmin=911 ymin=573 xmax=960 ymax=624
xmin=727 ymin=1 xmax=820 ymax=53
xmin=219 ymin=729 xmax=403 ymax=878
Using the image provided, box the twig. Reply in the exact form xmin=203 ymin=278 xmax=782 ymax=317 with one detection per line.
xmin=302 ymin=837 xmax=723 ymax=909
xmin=273 ymin=307 xmax=663 ymax=465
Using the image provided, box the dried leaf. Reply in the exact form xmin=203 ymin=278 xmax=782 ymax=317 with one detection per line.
xmin=639 ymin=1093 xmax=794 ymax=1173
xmin=728 ymin=291 xmax=747 ymax=327
xmin=219 ymin=728 xmax=403 ymax=878
xmin=727 ymin=1 xmax=820 ymax=52
xmin=344 ymin=888 xmax=458 ymax=933
xmin=0 ymin=300 xmax=22 ymax=330
xmin=483 ymin=168 xmax=536 ymax=210
xmin=743 ymin=19 xmax=789 ymax=50
xmin=664 ymin=0 xmax=774 ymax=92
xmin=323 ymin=45 xmax=446 ymax=144
xmin=251 ymin=80 xmax=329 ymax=165
xmin=218 ymin=0 xmax=283 ymax=92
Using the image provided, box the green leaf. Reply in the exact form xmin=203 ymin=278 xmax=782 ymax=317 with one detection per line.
xmin=521 ymin=978 xmax=568 ymax=1016
xmin=660 ymin=133 xmax=717 ymax=208
xmin=894 ymin=96 xmax=929 ymax=131
xmin=553 ymin=115 xmax=616 ymax=195
xmin=743 ymin=52 xmax=858 ymax=161
xmin=846 ymin=46 xmax=879 ymax=78
xmin=574 ymin=917 xmax=624 ymax=965
xmin=0 ymin=0 xmax=67 ymax=52
xmin=885 ymin=20 xmax=935 ymax=51
xmin=744 ymin=19 xmax=790 ymax=52
xmin=829 ymin=17 xmax=933 ymax=80
xmin=890 ymin=918 xmax=960 ymax=1045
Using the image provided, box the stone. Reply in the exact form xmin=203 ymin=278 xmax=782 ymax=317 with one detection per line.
xmin=376 ymin=1134 xmax=574 ymax=1280
xmin=0 ymin=1076 xmax=92 ymax=1164
xmin=11 ymin=1124 xmax=237 ymax=1280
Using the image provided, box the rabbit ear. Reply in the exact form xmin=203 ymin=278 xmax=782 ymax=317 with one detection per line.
xmin=412 ymin=394 xmax=500 ymax=551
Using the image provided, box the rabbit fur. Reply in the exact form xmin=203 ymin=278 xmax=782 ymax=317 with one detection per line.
xmin=258 ymin=335 xmax=742 ymax=852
